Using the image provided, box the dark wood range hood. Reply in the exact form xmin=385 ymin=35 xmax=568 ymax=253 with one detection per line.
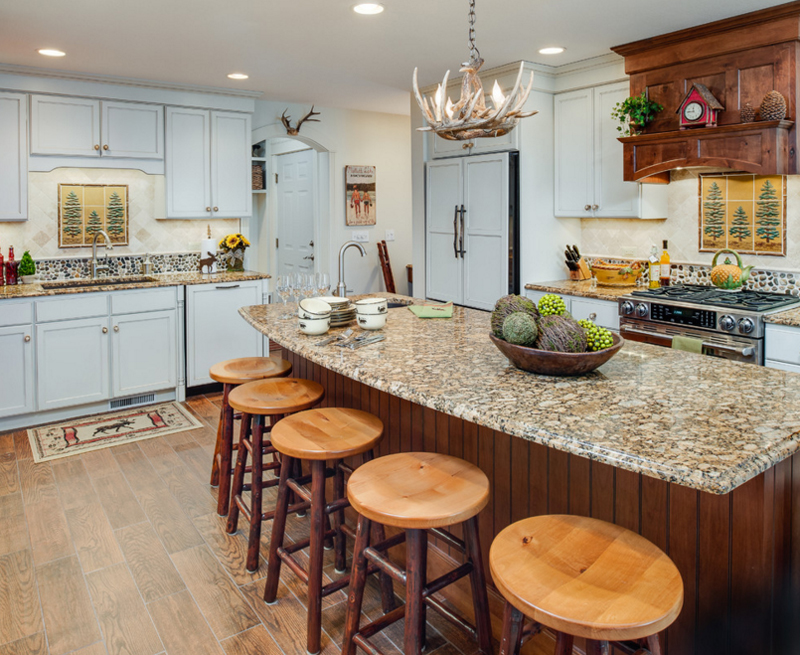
xmin=612 ymin=1 xmax=800 ymax=181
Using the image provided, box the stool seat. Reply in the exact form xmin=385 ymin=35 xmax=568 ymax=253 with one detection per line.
xmin=490 ymin=514 xmax=684 ymax=642
xmin=210 ymin=356 xmax=291 ymax=385
xmin=347 ymin=452 xmax=489 ymax=529
xmin=228 ymin=378 xmax=324 ymax=416
xmin=270 ymin=408 xmax=384 ymax=461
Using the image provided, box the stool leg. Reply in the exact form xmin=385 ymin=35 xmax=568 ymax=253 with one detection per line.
xmin=370 ymin=522 xmax=396 ymax=613
xmin=216 ymin=388 xmax=236 ymax=516
xmin=499 ymin=602 xmax=524 ymax=655
xmin=307 ymin=459 xmax=327 ymax=654
xmin=333 ymin=461 xmax=346 ymax=573
xmin=209 ymin=384 xmax=228 ymax=486
xmin=342 ymin=514 xmax=371 ymax=655
xmin=226 ymin=412 xmax=251 ymax=535
xmin=585 ymin=641 xmax=609 ymax=655
xmin=245 ymin=415 xmax=264 ymax=572
xmin=264 ymin=453 xmax=294 ymax=604
xmin=554 ymin=632 xmax=574 ymax=655
xmin=464 ymin=515 xmax=493 ymax=655
xmin=405 ymin=528 xmax=428 ymax=655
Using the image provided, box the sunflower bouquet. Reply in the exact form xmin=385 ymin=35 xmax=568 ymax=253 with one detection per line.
xmin=218 ymin=233 xmax=250 ymax=271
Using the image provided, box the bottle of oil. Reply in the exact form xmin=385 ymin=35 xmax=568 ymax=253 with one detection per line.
xmin=660 ymin=240 xmax=671 ymax=287
xmin=648 ymin=245 xmax=660 ymax=289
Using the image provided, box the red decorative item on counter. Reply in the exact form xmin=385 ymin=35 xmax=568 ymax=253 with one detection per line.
xmin=5 ymin=247 xmax=18 ymax=286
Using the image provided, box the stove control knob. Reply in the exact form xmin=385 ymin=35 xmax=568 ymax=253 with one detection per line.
xmin=719 ymin=315 xmax=736 ymax=331
xmin=738 ymin=318 xmax=755 ymax=334
xmin=621 ymin=301 xmax=635 ymax=315
xmin=635 ymin=303 xmax=649 ymax=318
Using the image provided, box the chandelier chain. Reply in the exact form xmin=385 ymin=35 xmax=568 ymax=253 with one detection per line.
xmin=468 ymin=0 xmax=480 ymax=61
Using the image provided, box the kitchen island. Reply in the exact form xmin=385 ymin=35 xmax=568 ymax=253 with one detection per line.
xmin=240 ymin=296 xmax=800 ymax=655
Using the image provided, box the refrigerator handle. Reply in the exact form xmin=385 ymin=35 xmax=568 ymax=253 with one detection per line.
xmin=453 ymin=205 xmax=459 ymax=259
xmin=459 ymin=205 xmax=466 ymax=257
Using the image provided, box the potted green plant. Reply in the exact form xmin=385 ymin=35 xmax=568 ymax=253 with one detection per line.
xmin=18 ymin=250 xmax=36 ymax=284
xmin=611 ymin=93 xmax=664 ymax=136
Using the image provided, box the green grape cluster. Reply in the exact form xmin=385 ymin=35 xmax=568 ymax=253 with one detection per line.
xmin=538 ymin=294 xmax=566 ymax=317
xmin=578 ymin=319 xmax=614 ymax=352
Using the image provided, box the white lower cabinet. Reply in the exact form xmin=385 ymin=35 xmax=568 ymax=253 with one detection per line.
xmin=524 ymin=290 xmax=620 ymax=330
xmin=112 ymin=310 xmax=177 ymax=396
xmin=36 ymin=316 xmax=111 ymax=411
xmin=186 ymin=281 xmax=263 ymax=387
xmin=765 ymin=324 xmax=800 ymax=370
xmin=0 ymin=325 xmax=35 ymax=418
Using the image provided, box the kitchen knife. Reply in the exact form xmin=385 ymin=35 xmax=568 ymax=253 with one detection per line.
xmin=572 ymin=245 xmax=581 ymax=259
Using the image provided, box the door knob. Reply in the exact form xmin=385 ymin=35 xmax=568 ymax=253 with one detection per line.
xmin=213 ymin=206 xmax=219 ymax=212
xmin=303 ymin=254 xmax=315 ymax=261
xmin=94 ymin=144 xmax=100 ymax=150
xmin=309 ymin=240 xmax=314 ymax=247
xmin=24 ymin=335 xmax=30 ymax=342
xmin=584 ymin=204 xmax=591 ymax=211
xmin=592 ymin=204 xmax=599 ymax=210
xmin=103 ymin=145 xmax=109 ymax=150
xmin=206 ymin=207 xmax=212 ymax=212
xmin=102 ymin=327 xmax=108 ymax=334
xmin=113 ymin=326 xmax=119 ymax=332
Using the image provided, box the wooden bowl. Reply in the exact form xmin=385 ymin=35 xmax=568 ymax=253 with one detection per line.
xmin=489 ymin=333 xmax=624 ymax=376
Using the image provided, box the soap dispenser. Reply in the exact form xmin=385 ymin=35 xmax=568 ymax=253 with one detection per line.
xmin=142 ymin=253 xmax=153 ymax=275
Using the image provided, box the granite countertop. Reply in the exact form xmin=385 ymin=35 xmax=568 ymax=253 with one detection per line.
xmin=525 ymin=280 xmax=636 ymax=302
xmin=240 ymin=293 xmax=800 ymax=495
xmin=0 ymin=270 xmax=270 ymax=299
xmin=764 ymin=307 xmax=800 ymax=328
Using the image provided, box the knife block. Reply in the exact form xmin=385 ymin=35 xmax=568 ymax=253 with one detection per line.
xmin=569 ymin=258 xmax=592 ymax=281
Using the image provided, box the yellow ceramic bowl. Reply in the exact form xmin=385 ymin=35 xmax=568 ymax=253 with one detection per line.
xmin=591 ymin=262 xmax=643 ymax=287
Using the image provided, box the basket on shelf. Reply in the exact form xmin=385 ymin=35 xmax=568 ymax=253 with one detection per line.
xmin=252 ymin=164 xmax=265 ymax=190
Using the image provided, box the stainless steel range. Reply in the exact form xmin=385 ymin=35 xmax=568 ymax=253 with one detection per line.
xmin=617 ymin=284 xmax=800 ymax=365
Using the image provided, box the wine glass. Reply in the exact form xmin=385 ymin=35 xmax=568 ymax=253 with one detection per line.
xmin=316 ymin=272 xmax=330 ymax=297
xmin=302 ymin=274 xmax=316 ymax=300
xmin=289 ymin=273 xmax=303 ymax=310
xmin=276 ymin=276 xmax=292 ymax=319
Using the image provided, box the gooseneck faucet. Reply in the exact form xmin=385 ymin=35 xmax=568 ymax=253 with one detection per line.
xmin=336 ymin=240 xmax=367 ymax=298
xmin=91 ymin=230 xmax=114 ymax=278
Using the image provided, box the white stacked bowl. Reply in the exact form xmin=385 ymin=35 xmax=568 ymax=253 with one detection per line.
xmin=298 ymin=298 xmax=332 ymax=320
xmin=355 ymin=298 xmax=388 ymax=330
xmin=299 ymin=315 xmax=331 ymax=335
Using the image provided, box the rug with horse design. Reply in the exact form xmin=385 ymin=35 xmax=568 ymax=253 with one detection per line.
xmin=27 ymin=402 xmax=203 ymax=462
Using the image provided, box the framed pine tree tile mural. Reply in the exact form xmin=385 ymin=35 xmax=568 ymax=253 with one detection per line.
xmin=58 ymin=184 xmax=129 ymax=248
xmin=699 ymin=173 xmax=785 ymax=256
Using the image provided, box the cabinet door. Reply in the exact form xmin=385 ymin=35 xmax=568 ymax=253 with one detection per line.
xmin=570 ymin=297 xmax=620 ymax=330
xmin=765 ymin=324 xmax=800 ymax=366
xmin=430 ymin=133 xmax=472 ymax=159
xmin=166 ymin=107 xmax=212 ymax=218
xmin=0 ymin=325 xmax=35 ymax=418
xmin=30 ymin=95 xmax=100 ymax=157
xmin=102 ymin=101 xmax=164 ymax=159
xmin=554 ymin=89 xmax=593 ymax=217
xmin=186 ymin=282 xmax=263 ymax=387
xmin=593 ymin=82 xmax=641 ymax=219
xmin=36 ymin=317 xmax=110 ymax=410
xmin=211 ymin=111 xmax=252 ymax=218
xmin=462 ymin=153 xmax=509 ymax=311
xmin=0 ymin=93 xmax=27 ymax=220
xmin=469 ymin=128 xmax=519 ymax=156
xmin=425 ymin=159 xmax=463 ymax=303
xmin=112 ymin=310 xmax=176 ymax=397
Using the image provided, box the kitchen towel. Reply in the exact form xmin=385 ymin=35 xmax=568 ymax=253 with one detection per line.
xmin=407 ymin=302 xmax=453 ymax=318
xmin=671 ymin=335 xmax=704 ymax=354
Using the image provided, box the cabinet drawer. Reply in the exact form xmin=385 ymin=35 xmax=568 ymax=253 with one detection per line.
xmin=36 ymin=293 xmax=109 ymax=322
xmin=765 ymin=359 xmax=800 ymax=373
xmin=765 ymin=324 xmax=800 ymax=366
xmin=111 ymin=287 xmax=177 ymax=315
xmin=570 ymin=297 xmax=620 ymax=330
xmin=0 ymin=299 xmax=33 ymax=327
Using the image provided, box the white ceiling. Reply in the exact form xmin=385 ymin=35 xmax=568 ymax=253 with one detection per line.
xmin=0 ymin=0 xmax=789 ymax=115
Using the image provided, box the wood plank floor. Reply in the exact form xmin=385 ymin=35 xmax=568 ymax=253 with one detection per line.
xmin=0 ymin=393 xmax=554 ymax=655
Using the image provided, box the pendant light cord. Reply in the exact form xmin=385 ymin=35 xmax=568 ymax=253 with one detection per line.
xmin=468 ymin=0 xmax=480 ymax=62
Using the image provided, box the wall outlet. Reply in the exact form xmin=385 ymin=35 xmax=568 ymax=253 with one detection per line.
xmin=352 ymin=231 xmax=369 ymax=243
xmin=621 ymin=246 xmax=636 ymax=258
xmin=384 ymin=230 xmax=395 ymax=242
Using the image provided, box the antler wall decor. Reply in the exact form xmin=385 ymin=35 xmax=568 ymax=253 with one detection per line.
xmin=280 ymin=106 xmax=321 ymax=136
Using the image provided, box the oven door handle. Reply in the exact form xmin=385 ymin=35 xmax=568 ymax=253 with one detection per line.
xmin=619 ymin=326 xmax=755 ymax=358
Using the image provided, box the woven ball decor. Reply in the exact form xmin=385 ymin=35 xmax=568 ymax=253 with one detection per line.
xmin=760 ymin=91 xmax=787 ymax=121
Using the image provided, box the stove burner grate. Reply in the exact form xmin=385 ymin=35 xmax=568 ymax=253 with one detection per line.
xmin=631 ymin=284 xmax=799 ymax=312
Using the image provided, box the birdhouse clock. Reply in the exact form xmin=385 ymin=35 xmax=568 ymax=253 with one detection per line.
xmin=677 ymin=83 xmax=724 ymax=129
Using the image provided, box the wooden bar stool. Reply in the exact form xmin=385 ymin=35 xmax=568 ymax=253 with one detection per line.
xmin=209 ymin=355 xmax=291 ymax=517
xmin=263 ymin=407 xmax=393 ymax=655
xmin=490 ymin=515 xmax=684 ymax=655
xmin=343 ymin=452 xmax=493 ymax=655
xmin=225 ymin=377 xmax=324 ymax=572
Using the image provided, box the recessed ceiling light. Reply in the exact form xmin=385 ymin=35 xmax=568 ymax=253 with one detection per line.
xmin=538 ymin=47 xmax=565 ymax=55
xmin=227 ymin=73 xmax=249 ymax=80
xmin=353 ymin=3 xmax=384 ymax=15
xmin=38 ymin=48 xmax=66 ymax=57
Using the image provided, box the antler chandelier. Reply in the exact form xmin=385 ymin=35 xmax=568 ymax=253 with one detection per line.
xmin=412 ymin=0 xmax=537 ymax=141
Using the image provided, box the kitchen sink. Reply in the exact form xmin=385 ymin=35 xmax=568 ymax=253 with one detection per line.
xmin=41 ymin=276 xmax=158 ymax=290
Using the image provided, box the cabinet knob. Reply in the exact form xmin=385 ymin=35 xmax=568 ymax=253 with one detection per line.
xmin=24 ymin=335 xmax=30 ymax=343
xmin=103 ymin=145 xmax=109 ymax=151
xmin=592 ymin=204 xmax=599 ymax=211
xmin=213 ymin=206 xmax=219 ymax=212
xmin=113 ymin=325 xmax=119 ymax=332
xmin=102 ymin=327 xmax=108 ymax=334
xmin=584 ymin=204 xmax=591 ymax=211
xmin=206 ymin=207 xmax=212 ymax=212
xmin=94 ymin=144 xmax=100 ymax=150
xmin=461 ymin=143 xmax=474 ymax=150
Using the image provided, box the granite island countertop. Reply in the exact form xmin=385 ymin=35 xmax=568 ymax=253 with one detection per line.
xmin=241 ymin=294 xmax=800 ymax=495
xmin=0 ymin=270 xmax=270 ymax=299
xmin=525 ymin=280 xmax=638 ymax=302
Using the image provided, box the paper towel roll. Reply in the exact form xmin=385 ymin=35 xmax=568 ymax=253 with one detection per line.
xmin=200 ymin=238 xmax=217 ymax=273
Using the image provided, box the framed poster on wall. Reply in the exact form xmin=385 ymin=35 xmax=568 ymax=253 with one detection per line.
xmin=58 ymin=184 xmax=129 ymax=248
xmin=345 ymin=165 xmax=376 ymax=226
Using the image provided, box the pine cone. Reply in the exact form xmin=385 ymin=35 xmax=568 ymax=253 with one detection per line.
xmin=740 ymin=102 xmax=755 ymax=123
xmin=760 ymin=90 xmax=787 ymax=121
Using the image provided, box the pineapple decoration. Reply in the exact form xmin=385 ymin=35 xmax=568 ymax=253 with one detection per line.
xmin=740 ymin=102 xmax=755 ymax=123
xmin=760 ymin=91 xmax=787 ymax=121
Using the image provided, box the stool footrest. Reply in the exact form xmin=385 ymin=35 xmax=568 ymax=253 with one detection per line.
xmin=233 ymin=495 xmax=251 ymax=523
xmin=425 ymin=596 xmax=477 ymax=640
xmin=364 ymin=548 xmax=407 ymax=585
xmin=520 ymin=621 xmax=543 ymax=647
xmin=430 ymin=527 xmax=466 ymax=554
xmin=358 ymin=604 xmax=407 ymax=640
xmin=277 ymin=548 xmax=310 ymax=584
xmin=352 ymin=633 xmax=387 ymax=655
xmin=609 ymin=640 xmax=650 ymax=655
xmin=372 ymin=531 xmax=406 ymax=552
xmin=423 ymin=562 xmax=473 ymax=598
xmin=261 ymin=500 xmax=310 ymax=523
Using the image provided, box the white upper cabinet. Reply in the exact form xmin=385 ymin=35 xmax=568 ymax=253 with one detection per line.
xmin=30 ymin=95 xmax=100 ymax=157
xmin=166 ymin=107 xmax=251 ymax=219
xmin=554 ymin=82 xmax=667 ymax=219
xmin=0 ymin=92 xmax=27 ymax=220
xmin=30 ymin=95 xmax=164 ymax=160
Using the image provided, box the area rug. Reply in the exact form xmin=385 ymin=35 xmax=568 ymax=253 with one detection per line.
xmin=27 ymin=402 xmax=204 ymax=463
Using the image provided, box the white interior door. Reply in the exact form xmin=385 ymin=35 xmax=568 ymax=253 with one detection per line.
xmin=425 ymin=159 xmax=463 ymax=303
xmin=462 ymin=153 xmax=509 ymax=311
xmin=276 ymin=148 xmax=315 ymax=276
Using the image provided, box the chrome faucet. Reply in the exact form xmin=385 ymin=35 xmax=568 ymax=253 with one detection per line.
xmin=336 ymin=241 xmax=367 ymax=298
xmin=91 ymin=230 xmax=114 ymax=278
